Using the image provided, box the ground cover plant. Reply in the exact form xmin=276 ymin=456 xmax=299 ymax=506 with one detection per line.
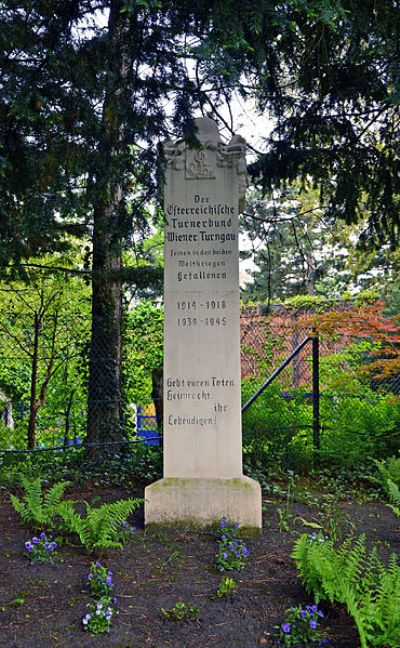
xmin=275 ymin=603 xmax=326 ymax=647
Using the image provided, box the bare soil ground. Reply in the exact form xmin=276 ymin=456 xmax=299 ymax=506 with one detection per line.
xmin=0 ymin=484 xmax=398 ymax=648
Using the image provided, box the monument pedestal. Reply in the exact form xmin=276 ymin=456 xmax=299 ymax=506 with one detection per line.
xmin=145 ymin=476 xmax=261 ymax=528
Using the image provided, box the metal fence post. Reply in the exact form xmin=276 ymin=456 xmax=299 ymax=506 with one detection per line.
xmin=312 ymin=334 xmax=320 ymax=450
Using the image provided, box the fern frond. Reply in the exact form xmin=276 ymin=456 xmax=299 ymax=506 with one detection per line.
xmin=87 ymin=498 xmax=142 ymax=551
xmin=58 ymin=501 xmax=91 ymax=547
xmin=43 ymin=481 xmax=71 ymax=515
xmin=58 ymin=497 xmax=143 ymax=551
xmin=387 ymin=478 xmax=400 ymax=505
xmin=292 ymin=533 xmax=400 ymax=648
xmin=10 ymin=493 xmax=30 ymax=523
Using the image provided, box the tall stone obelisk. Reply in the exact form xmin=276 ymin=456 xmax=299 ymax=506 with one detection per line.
xmin=145 ymin=118 xmax=262 ymax=528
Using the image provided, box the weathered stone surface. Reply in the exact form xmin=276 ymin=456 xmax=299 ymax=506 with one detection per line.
xmin=145 ymin=477 xmax=262 ymax=529
xmin=145 ymin=118 xmax=261 ymax=528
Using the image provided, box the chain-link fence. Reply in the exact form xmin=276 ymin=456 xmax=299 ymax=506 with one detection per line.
xmin=0 ymin=307 xmax=398 ymax=454
xmin=240 ymin=305 xmax=400 ymax=394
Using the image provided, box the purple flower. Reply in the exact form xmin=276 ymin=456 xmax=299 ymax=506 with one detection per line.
xmin=113 ymin=597 xmax=118 ymax=605
xmin=32 ymin=537 xmax=40 ymax=544
xmin=25 ymin=542 xmax=33 ymax=552
xmin=221 ymin=535 xmax=227 ymax=541
xmin=96 ymin=561 xmax=101 ymax=567
xmin=300 ymin=609 xmax=307 ymax=619
xmin=40 ymin=532 xmax=47 ymax=540
xmin=310 ymin=620 xmax=317 ymax=630
xmin=281 ymin=623 xmax=291 ymax=634
xmin=106 ymin=576 xmax=113 ymax=586
xmin=121 ymin=521 xmax=127 ymax=528
xmin=234 ymin=523 xmax=239 ymax=529
xmin=223 ymin=552 xmax=228 ymax=559
xmin=235 ymin=552 xmax=241 ymax=558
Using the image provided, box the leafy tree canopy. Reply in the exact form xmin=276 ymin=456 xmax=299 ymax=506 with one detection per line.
xmin=199 ymin=0 xmax=400 ymax=247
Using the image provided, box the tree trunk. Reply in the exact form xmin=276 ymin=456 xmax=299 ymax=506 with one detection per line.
xmin=27 ymin=312 xmax=39 ymax=449
xmin=87 ymin=2 xmax=134 ymax=458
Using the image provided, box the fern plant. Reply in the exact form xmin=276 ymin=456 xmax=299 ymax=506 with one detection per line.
xmin=10 ymin=476 xmax=72 ymax=529
xmin=292 ymin=534 xmax=400 ymax=648
xmin=375 ymin=457 xmax=400 ymax=488
xmin=58 ymin=498 xmax=142 ymax=551
xmin=386 ymin=479 xmax=400 ymax=517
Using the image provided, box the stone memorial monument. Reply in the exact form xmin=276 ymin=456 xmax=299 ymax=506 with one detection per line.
xmin=145 ymin=117 xmax=262 ymax=528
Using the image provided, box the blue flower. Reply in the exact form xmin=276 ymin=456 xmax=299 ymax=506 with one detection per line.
xmin=235 ymin=552 xmax=240 ymax=558
xmin=221 ymin=535 xmax=227 ymax=541
xmin=32 ymin=537 xmax=40 ymax=544
xmin=25 ymin=542 xmax=33 ymax=552
xmin=223 ymin=552 xmax=228 ymax=559
xmin=281 ymin=623 xmax=291 ymax=634
xmin=40 ymin=532 xmax=47 ymax=540
xmin=300 ymin=609 xmax=307 ymax=619
xmin=309 ymin=620 xmax=317 ymax=630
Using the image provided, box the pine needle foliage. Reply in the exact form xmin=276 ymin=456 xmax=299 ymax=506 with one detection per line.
xmin=10 ymin=476 xmax=72 ymax=529
xmin=58 ymin=498 xmax=142 ymax=552
xmin=292 ymin=534 xmax=400 ymax=648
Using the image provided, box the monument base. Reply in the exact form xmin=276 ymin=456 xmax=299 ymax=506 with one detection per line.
xmin=144 ymin=476 xmax=262 ymax=529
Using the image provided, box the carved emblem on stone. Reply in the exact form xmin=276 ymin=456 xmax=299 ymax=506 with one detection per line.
xmin=185 ymin=149 xmax=215 ymax=179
